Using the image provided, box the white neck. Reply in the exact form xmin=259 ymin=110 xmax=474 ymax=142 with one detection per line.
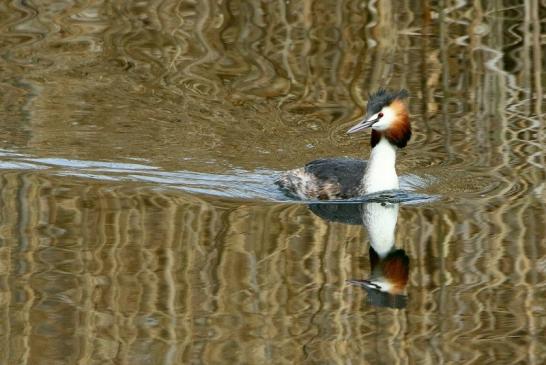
xmin=361 ymin=202 xmax=399 ymax=257
xmin=363 ymin=137 xmax=399 ymax=194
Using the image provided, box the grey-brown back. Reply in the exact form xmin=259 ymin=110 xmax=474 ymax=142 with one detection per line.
xmin=275 ymin=157 xmax=367 ymax=200
xmin=304 ymin=157 xmax=366 ymax=198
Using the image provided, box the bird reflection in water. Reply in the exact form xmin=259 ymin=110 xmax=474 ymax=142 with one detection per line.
xmin=309 ymin=201 xmax=409 ymax=309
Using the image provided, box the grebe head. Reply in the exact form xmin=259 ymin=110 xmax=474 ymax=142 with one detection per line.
xmin=347 ymin=88 xmax=411 ymax=148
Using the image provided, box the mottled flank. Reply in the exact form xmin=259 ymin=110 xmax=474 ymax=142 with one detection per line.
xmin=275 ymin=158 xmax=367 ymax=200
xmin=275 ymin=167 xmax=339 ymax=200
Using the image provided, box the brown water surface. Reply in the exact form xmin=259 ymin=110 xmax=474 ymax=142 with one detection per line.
xmin=0 ymin=1 xmax=545 ymax=364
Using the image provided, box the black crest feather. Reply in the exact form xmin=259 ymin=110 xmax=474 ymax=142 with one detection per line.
xmin=367 ymin=88 xmax=409 ymax=115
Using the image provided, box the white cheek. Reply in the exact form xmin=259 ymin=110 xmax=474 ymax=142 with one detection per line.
xmin=372 ymin=107 xmax=396 ymax=131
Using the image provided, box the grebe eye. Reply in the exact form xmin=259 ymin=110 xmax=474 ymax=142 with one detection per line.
xmin=378 ymin=112 xmax=384 ymax=118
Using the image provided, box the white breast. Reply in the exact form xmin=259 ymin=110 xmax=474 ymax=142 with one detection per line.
xmin=363 ymin=138 xmax=399 ymax=194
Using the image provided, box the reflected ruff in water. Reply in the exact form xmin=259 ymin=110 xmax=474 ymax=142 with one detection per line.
xmin=0 ymin=0 xmax=545 ymax=364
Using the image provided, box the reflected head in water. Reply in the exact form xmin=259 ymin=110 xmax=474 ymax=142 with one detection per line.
xmin=308 ymin=200 xmax=410 ymax=309
xmin=348 ymin=247 xmax=409 ymax=309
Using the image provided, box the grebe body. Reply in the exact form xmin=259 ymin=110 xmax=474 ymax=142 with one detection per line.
xmin=276 ymin=89 xmax=411 ymax=200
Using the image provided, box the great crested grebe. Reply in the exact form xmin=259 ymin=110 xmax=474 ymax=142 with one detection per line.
xmin=276 ymin=89 xmax=411 ymax=200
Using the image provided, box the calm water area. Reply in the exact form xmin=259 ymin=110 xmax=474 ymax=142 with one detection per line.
xmin=0 ymin=1 xmax=545 ymax=364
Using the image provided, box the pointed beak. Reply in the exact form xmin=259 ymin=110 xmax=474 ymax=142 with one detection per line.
xmin=347 ymin=116 xmax=379 ymax=134
xmin=346 ymin=279 xmax=380 ymax=290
